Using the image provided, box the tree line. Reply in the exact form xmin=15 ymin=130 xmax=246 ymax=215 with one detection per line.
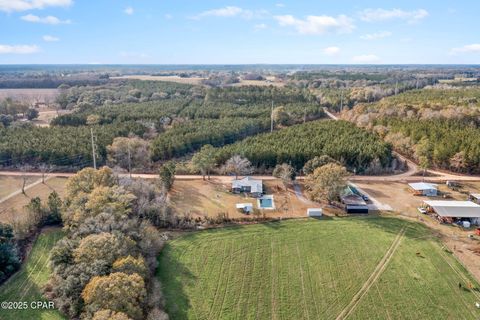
xmin=214 ymin=120 xmax=392 ymax=173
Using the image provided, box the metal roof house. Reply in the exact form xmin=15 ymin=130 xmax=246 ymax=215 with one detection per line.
xmin=341 ymin=194 xmax=368 ymax=214
xmin=423 ymin=200 xmax=480 ymax=225
xmin=409 ymin=182 xmax=438 ymax=196
xmin=232 ymin=177 xmax=263 ymax=197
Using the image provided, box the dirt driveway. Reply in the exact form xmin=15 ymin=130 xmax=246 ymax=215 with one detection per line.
xmin=354 ymin=180 xmax=480 ymax=282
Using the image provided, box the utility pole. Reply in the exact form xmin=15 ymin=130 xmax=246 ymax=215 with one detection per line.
xmin=127 ymin=141 xmax=132 ymax=178
xmin=90 ymin=127 xmax=97 ymax=170
xmin=340 ymin=89 xmax=344 ymax=112
xmin=270 ymin=100 xmax=274 ymax=132
xmin=303 ymin=105 xmax=307 ymax=123
xmin=395 ymin=80 xmax=398 ymax=96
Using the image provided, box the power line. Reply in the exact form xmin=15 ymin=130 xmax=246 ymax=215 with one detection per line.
xmin=91 ymin=127 xmax=97 ymax=170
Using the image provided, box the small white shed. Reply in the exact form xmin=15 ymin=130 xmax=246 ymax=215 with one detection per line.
xmin=307 ymin=208 xmax=323 ymax=217
xmin=236 ymin=203 xmax=253 ymax=214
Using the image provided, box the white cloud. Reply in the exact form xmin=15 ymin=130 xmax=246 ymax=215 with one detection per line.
xmin=21 ymin=14 xmax=71 ymax=24
xmin=352 ymin=54 xmax=380 ymax=63
xmin=274 ymin=14 xmax=355 ymax=35
xmin=42 ymin=35 xmax=59 ymax=42
xmin=124 ymin=6 xmax=133 ymax=15
xmin=360 ymin=31 xmax=392 ymax=40
xmin=0 ymin=0 xmax=72 ymax=12
xmin=0 ymin=44 xmax=40 ymax=54
xmin=192 ymin=6 xmax=267 ymax=20
xmin=359 ymin=8 xmax=428 ymax=23
xmin=164 ymin=13 xmax=173 ymax=20
xmin=450 ymin=44 xmax=480 ymax=55
xmin=323 ymin=46 xmax=340 ymax=56
xmin=195 ymin=6 xmax=242 ymax=18
xmin=254 ymin=23 xmax=267 ymax=30
xmin=275 ymin=3 xmax=285 ymax=7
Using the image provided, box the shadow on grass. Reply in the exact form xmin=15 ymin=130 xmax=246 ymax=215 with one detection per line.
xmin=157 ymin=244 xmax=196 ymax=320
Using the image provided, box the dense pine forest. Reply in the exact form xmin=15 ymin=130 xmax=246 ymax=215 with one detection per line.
xmin=215 ymin=120 xmax=392 ymax=173
xmin=0 ymin=81 xmax=325 ymax=168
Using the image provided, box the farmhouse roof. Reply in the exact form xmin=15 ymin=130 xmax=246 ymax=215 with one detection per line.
xmin=232 ymin=176 xmax=263 ymax=193
xmin=341 ymin=194 xmax=367 ymax=206
xmin=408 ymin=182 xmax=438 ymax=191
xmin=423 ymin=200 xmax=480 ymax=218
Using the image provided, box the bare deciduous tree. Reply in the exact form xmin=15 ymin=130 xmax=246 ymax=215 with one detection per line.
xmin=222 ymin=155 xmax=253 ymax=179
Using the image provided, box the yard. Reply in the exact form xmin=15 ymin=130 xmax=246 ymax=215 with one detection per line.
xmin=158 ymin=217 xmax=480 ymax=319
xmin=0 ymin=176 xmax=68 ymax=224
xmin=0 ymin=228 xmax=65 ymax=320
xmin=170 ymin=178 xmax=321 ymax=219
xmin=0 ymin=175 xmax=36 ymax=199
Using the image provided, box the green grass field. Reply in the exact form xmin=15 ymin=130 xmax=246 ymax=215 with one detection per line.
xmin=158 ymin=217 xmax=480 ymax=320
xmin=0 ymin=228 xmax=65 ymax=320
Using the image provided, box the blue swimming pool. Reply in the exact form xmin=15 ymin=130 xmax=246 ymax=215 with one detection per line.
xmin=258 ymin=195 xmax=275 ymax=209
xmin=259 ymin=198 xmax=272 ymax=208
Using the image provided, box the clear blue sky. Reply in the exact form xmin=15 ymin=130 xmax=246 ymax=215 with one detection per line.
xmin=1 ymin=0 xmax=479 ymax=64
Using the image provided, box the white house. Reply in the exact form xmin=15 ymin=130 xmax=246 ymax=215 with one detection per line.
xmin=409 ymin=182 xmax=438 ymax=197
xmin=232 ymin=177 xmax=263 ymax=197
xmin=423 ymin=200 xmax=480 ymax=225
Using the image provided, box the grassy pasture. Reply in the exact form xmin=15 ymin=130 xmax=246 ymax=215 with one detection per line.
xmin=0 ymin=228 xmax=65 ymax=320
xmin=158 ymin=217 xmax=480 ymax=320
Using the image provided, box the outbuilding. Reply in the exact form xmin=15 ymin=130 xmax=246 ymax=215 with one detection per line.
xmin=307 ymin=208 xmax=323 ymax=217
xmin=236 ymin=203 xmax=253 ymax=214
xmin=341 ymin=194 xmax=369 ymax=214
xmin=423 ymin=200 xmax=480 ymax=225
xmin=409 ymin=182 xmax=438 ymax=197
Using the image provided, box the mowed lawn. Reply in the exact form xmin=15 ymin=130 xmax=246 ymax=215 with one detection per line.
xmin=158 ymin=217 xmax=480 ymax=320
xmin=0 ymin=228 xmax=65 ymax=320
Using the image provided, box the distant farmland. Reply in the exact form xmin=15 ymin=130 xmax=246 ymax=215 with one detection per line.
xmin=158 ymin=218 xmax=480 ymax=320
xmin=0 ymin=88 xmax=59 ymax=103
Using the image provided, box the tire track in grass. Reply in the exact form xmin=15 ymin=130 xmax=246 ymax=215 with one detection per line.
xmin=239 ymin=235 xmax=258 ymax=318
xmin=270 ymin=239 xmax=278 ymax=320
xmin=336 ymin=226 xmax=406 ymax=320
xmin=438 ymin=247 xmax=480 ymax=301
xmin=206 ymin=239 xmax=229 ymax=319
xmin=21 ymin=232 xmax=58 ymax=300
xmin=216 ymin=239 xmax=236 ymax=320
xmin=301 ymin=237 xmax=320 ymax=318
xmin=234 ymin=242 xmax=250 ymax=319
xmin=295 ymin=241 xmax=310 ymax=320
xmin=18 ymin=234 xmax=50 ymax=298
